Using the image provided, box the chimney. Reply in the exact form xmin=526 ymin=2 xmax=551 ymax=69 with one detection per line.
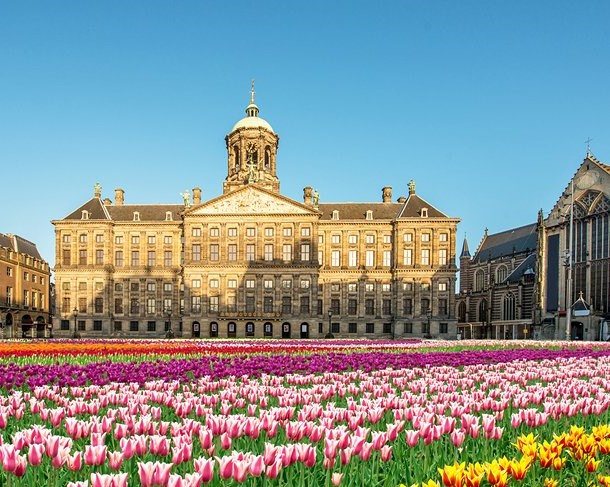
xmin=103 ymin=198 xmax=112 ymax=206
xmin=382 ymin=186 xmax=392 ymax=203
xmin=397 ymin=196 xmax=407 ymax=203
xmin=115 ymin=188 xmax=124 ymax=205
xmin=303 ymin=186 xmax=313 ymax=206
xmin=192 ymin=187 xmax=202 ymax=205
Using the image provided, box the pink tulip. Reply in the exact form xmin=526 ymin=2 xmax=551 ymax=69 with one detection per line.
xmin=167 ymin=474 xmax=185 ymax=487
xmin=232 ymin=458 xmax=249 ymax=482
xmin=13 ymin=454 xmax=27 ymax=477
xmin=84 ymin=445 xmax=107 ymax=466
xmin=265 ymin=457 xmax=282 ymax=479
xmin=217 ymin=455 xmax=234 ymax=480
xmin=380 ymin=445 xmax=393 ymax=462
xmin=194 ymin=457 xmax=215 ymax=482
xmin=248 ymin=455 xmax=265 ymax=476
xmin=220 ymin=432 xmax=232 ymax=450
xmin=450 ymin=429 xmax=465 ymax=447
xmin=153 ymin=462 xmax=173 ymax=485
xmin=199 ymin=429 xmax=213 ymax=449
xmin=340 ymin=447 xmax=352 ymax=466
xmin=67 ymin=482 xmax=88 ymax=487
xmin=359 ymin=442 xmax=374 ymax=461
xmin=332 ymin=472 xmax=343 ymax=485
xmin=27 ymin=443 xmax=44 ymax=466
xmin=108 ymin=451 xmax=123 ymax=470
xmin=405 ymin=429 xmax=420 ymax=447
xmin=67 ymin=451 xmax=83 ymax=471
xmin=138 ymin=461 xmax=157 ymax=487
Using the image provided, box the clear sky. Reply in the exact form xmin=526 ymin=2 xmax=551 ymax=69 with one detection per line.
xmin=1 ymin=1 xmax=609 ymax=270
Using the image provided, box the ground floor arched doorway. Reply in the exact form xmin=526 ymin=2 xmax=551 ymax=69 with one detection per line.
xmin=571 ymin=321 xmax=584 ymax=341
xmin=281 ymin=322 xmax=291 ymax=338
xmin=192 ymin=321 xmax=201 ymax=338
xmin=210 ymin=321 xmax=218 ymax=338
xmin=300 ymin=322 xmax=309 ymax=339
xmin=228 ymin=321 xmax=237 ymax=338
xmin=263 ymin=322 xmax=273 ymax=337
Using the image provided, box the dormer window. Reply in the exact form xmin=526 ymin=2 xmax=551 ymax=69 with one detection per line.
xmin=332 ymin=210 xmax=340 ymax=220
xmin=133 ymin=211 xmax=140 ymax=221
xmin=366 ymin=210 xmax=373 ymax=220
xmin=165 ymin=211 xmax=173 ymax=221
xmin=81 ymin=210 xmax=89 ymax=220
xmin=421 ymin=207 xmax=428 ymax=218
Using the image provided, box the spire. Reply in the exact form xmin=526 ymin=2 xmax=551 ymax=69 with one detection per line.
xmin=460 ymin=236 xmax=471 ymax=258
xmin=246 ymin=80 xmax=259 ymax=118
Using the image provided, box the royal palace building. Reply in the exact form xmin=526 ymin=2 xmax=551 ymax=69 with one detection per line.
xmin=52 ymin=92 xmax=460 ymax=339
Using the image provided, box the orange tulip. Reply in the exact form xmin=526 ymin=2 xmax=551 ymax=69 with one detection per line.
xmin=543 ymin=479 xmax=558 ymax=487
xmin=438 ymin=462 xmax=465 ymax=487
xmin=551 ymin=456 xmax=565 ymax=471
xmin=585 ymin=456 xmax=600 ymax=473
xmin=599 ymin=438 xmax=610 ymax=455
xmin=464 ymin=463 xmax=485 ymax=487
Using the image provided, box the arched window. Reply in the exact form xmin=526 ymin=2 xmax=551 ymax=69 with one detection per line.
xmin=264 ymin=146 xmax=271 ymax=169
xmin=503 ymin=293 xmax=516 ymax=320
xmin=478 ymin=299 xmax=488 ymax=323
xmin=233 ymin=146 xmax=240 ymax=171
xmin=474 ymin=270 xmax=484 ymax=292
xmin=458 ymin=302 xmax=466 ymax=323
xmin=496 ymin=265 xmax=508 ymax=284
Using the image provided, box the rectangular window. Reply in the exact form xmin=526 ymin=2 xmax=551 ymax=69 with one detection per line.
xmin=301 ymin=227 xmax=310 ymax=237
xmin=264 ymin=227 xmax=274 ymax=237
xmin=404 ymin=322 xmax=413 ymax=333
xmin=348 ymin=250 xmax=358 ymax=267
xmin=422 ymin=233 xmax=430 ymax=242
xmin=331 ymin=283 xmax=340 ymax=292
xmin=366 ymin=234 xmax=375 ymax=244
xmin=192 ymin=244 xmax=201 ymax=261
xmin=163 ymin=298 xmax=172 ymax=312
xmin=130 ymin=299 xmax=140 ymax=315
xmin=163 ymin=282 xmax=172 ymax=293
xmin=192 ymin=227 xmax=201 ymax=237
xmin=228 ymin=279 xmax=237 ymax=289
xmin=300 ymin=279 xmax=310 ymax=289
xmin=438 ymin=282 xmax=447 ymax=291
xmin=209 ymin=279 xmax=218 ymax=289
xmin=382 ymin=283 xmax=391 ymax=292
xmin=348 ymin=322 xmax=357 ymax=334
xmin=439 ymin=299 xmax=448 ymax=315
xmin=78 ymin=320 xmax=85 ymax=331
xmin=79 ymin=281 xmax=87 ymax=291
xmin=331 ymin=298 xmax=340 ymax=315
xmin=95 ymin=250 xmax=104 ymax=265
xmin=131 ymin=235 xmax=140 ymax=244
xmin=78 ymin=297 xmax=87 ymax=313
xmin=63 ymin=249 xmax=71 ymax=265
xmin=23 ymin=290 xmax=29 ymax=308
xmin=147 ymin=251 xmax=156 ymax=267
xmin=208 ymin=296 xmax=218 ymax=312
xmin=365 ymin=298 xmax=375 ymax=315
xmin=300 ymin=296 xmax=309 ymax=314
xmin=404 ymin=233 xmax=413 ymax=242
xmin=440 ymin=322 xmax=448 ymax=333
xmin=209 ymin=227 xmax=219 ymax=237
xmin=164 ymin=235 xmax=172 ymax=244
xmin=283 ymin=244 xmax=292 ymax=261
xmin=115 ymin=298 xmax=123 ymax=314
xmin=366 ymin=323 xmax=374 ymax=333
xmin=348 ymin=299 xmax=357 ymax=315
xmin=246 ymin=227 xmax=255 ymax=237
xmin=246 ymin=279 xmax=255 ymax=289
xmin=114 ymin=321 xmax=123 ymax=332
xmin=228 ymin=227 xmax=237 ymax=237
xmin=331 ymin=322 xmax=340 ymax=334
xmin=246 ymin=244 xmax=255 ymax=261
xmin=331 ymin=234 xmax=341 ymax=244
xmin=282 ymin=279 xmax=292 ymax=289
xmin=147 ymin=235 xmax=156 ymax=245
xmin=164 ymin=251 xmax=172 ymax=266
xmin=79 ymin=249 xmax=87 ymax=265
xmin=383 ymin=250 xmax=392 ymax=267
xmin=94 ymin=297 xmax=103 ymax=313
xmin=383 ymin=234 xmax=392 ymax=244
xmin=439 ymin=249 xmax=448 ymax=266
xmin=365 ymin=250 xmax=375 ymax=267
xmin=421 ymin=249 xmax=430 ymax=266
xmin=191 ymin=279 xmax=200 ymax=289
xmin=331 ymin=250 xmax=341 ymax=267
xmin=210 ymin=244 xmax=219 ymax=261
xmin=60 ymin=319 xmax=70 ymax=330
xmin=131 ymin=251 xmax=140 ymax=267
xmin=382 ymin=299 xmax=392 ymax=315
xmin=300 ymin=243 xmax=310 ymax=261
xmin=264 ymin=244 xmax=274 ymax=261
xmin=264 ymin=296 xmax=274 ymax=313
xmin=62 ymin=234 xmax=71 ymax=243
xmin=146 ymin=298 xmax=156 ymax=314
xmin=147 ymin=321 xmax=156 ymax=332
xmin=349 ymin=234 xmax=358 ymax=244
xmin=228 ymin=244 xmax=237 ymax=261
xmin=439 ymin=233 xmax=448 ymax=242
xmin=115 ymin=235 xmax=123 ymax=244
xmin=79 ymin=234 xmax=87 ymax=243
xmin=403 ymin=298 xmax=412 ymax=315
xmin=365 ymin=282 xmax=374 ymax=292
xmin=264 ymin=279 xmax=274 ymax=289
xmin=383 ymin=322 xmax=392 ymax=334
xmin=283 ymin=227 xmax=292 ymax=237
xmin=245 ymin=296 xmax=255 ymax=313
xmin=130 ymin=321 xmax=139 ymax=332
xmin=227 ymin=295 xmax=236 ymax=312
xmin=130 ymin=282 xmax=139 ymax=292
xmin=282 ymin=296 xmax=291 ymax=314
xmin=190 ymin=296 xmax=201 ymax=312
xmin=421 ymin=298 xmax=431 ymax=315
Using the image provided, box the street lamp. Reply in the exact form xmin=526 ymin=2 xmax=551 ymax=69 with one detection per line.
xmin=326 ymin=309 xmax=334 ymax=339
xmin=72 ymin=307 xmax=80 ymax=339
xmin=426 ymin=308 xmax=432 ymax=338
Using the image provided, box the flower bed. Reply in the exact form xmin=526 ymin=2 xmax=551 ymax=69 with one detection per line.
xmin=0 ymin=339 xmax=609 ymax=486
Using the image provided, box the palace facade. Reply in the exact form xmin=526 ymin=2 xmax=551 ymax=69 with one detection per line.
xmin=52 ymin=92 xmax=460 ymax=339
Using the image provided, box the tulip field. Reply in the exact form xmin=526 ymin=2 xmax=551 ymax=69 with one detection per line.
xmin=2 ymin=340 xmax=610 ymax=486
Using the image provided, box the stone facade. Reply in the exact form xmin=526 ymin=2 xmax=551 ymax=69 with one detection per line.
xmin=0 ymin=233 xmax=52 ymax=338
xmin=52 ymin=93 xmax=460 ymax=339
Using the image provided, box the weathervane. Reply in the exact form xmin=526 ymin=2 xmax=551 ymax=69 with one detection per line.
xmin=585 ymin=137 xmax=593 ymax=157
xmin=250 ymin=79 xmax=255 ymax=104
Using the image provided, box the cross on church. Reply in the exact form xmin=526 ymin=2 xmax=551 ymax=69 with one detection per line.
xmin=585 ymin=137 xmax=593 ymax=156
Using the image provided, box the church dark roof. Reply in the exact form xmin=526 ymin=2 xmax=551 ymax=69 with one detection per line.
xmin=460 ymin=237 xmax=471 ymax=258
xmin=505 ymin=253 xmax=536 ymax=284
xmin=473 ymin=223 xmax=537 ymax=263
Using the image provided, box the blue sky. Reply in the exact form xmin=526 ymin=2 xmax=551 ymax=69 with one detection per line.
xmin=1 ymin=1 xmax=609 ymax=268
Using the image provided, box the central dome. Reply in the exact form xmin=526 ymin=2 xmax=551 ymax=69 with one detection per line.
xmin=231 ymin=103 xmax=274 ymax=133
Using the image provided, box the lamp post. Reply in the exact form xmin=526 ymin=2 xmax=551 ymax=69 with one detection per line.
xmin=326 ymin=309 xmax=333 ymax=339
xmin=165 ymin=308 xmax=174 ymax=339
xmin=426 ymin=308 xmax=432 ymax=338
xmin=72 ymin=307 xmax=80 ymax=339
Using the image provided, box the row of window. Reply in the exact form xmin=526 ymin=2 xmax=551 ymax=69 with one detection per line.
xmin=60 ymin=319 xmax=175 ymax=333
xmin=3 ymin=266 xmax=47 ymax=285
xmin=4 ymin=287 xmax=46 ymax=310
xmin=64 ymin=234 xmax=177 ymax=245
xmin=62 ymin=295 xmax=448 ymax=317
xmin=191 ymin=226 xmax=311 ymax=238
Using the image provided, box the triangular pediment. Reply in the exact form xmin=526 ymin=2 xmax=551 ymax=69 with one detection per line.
xmin=187 ymin=186 xmax=318 ymax=216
